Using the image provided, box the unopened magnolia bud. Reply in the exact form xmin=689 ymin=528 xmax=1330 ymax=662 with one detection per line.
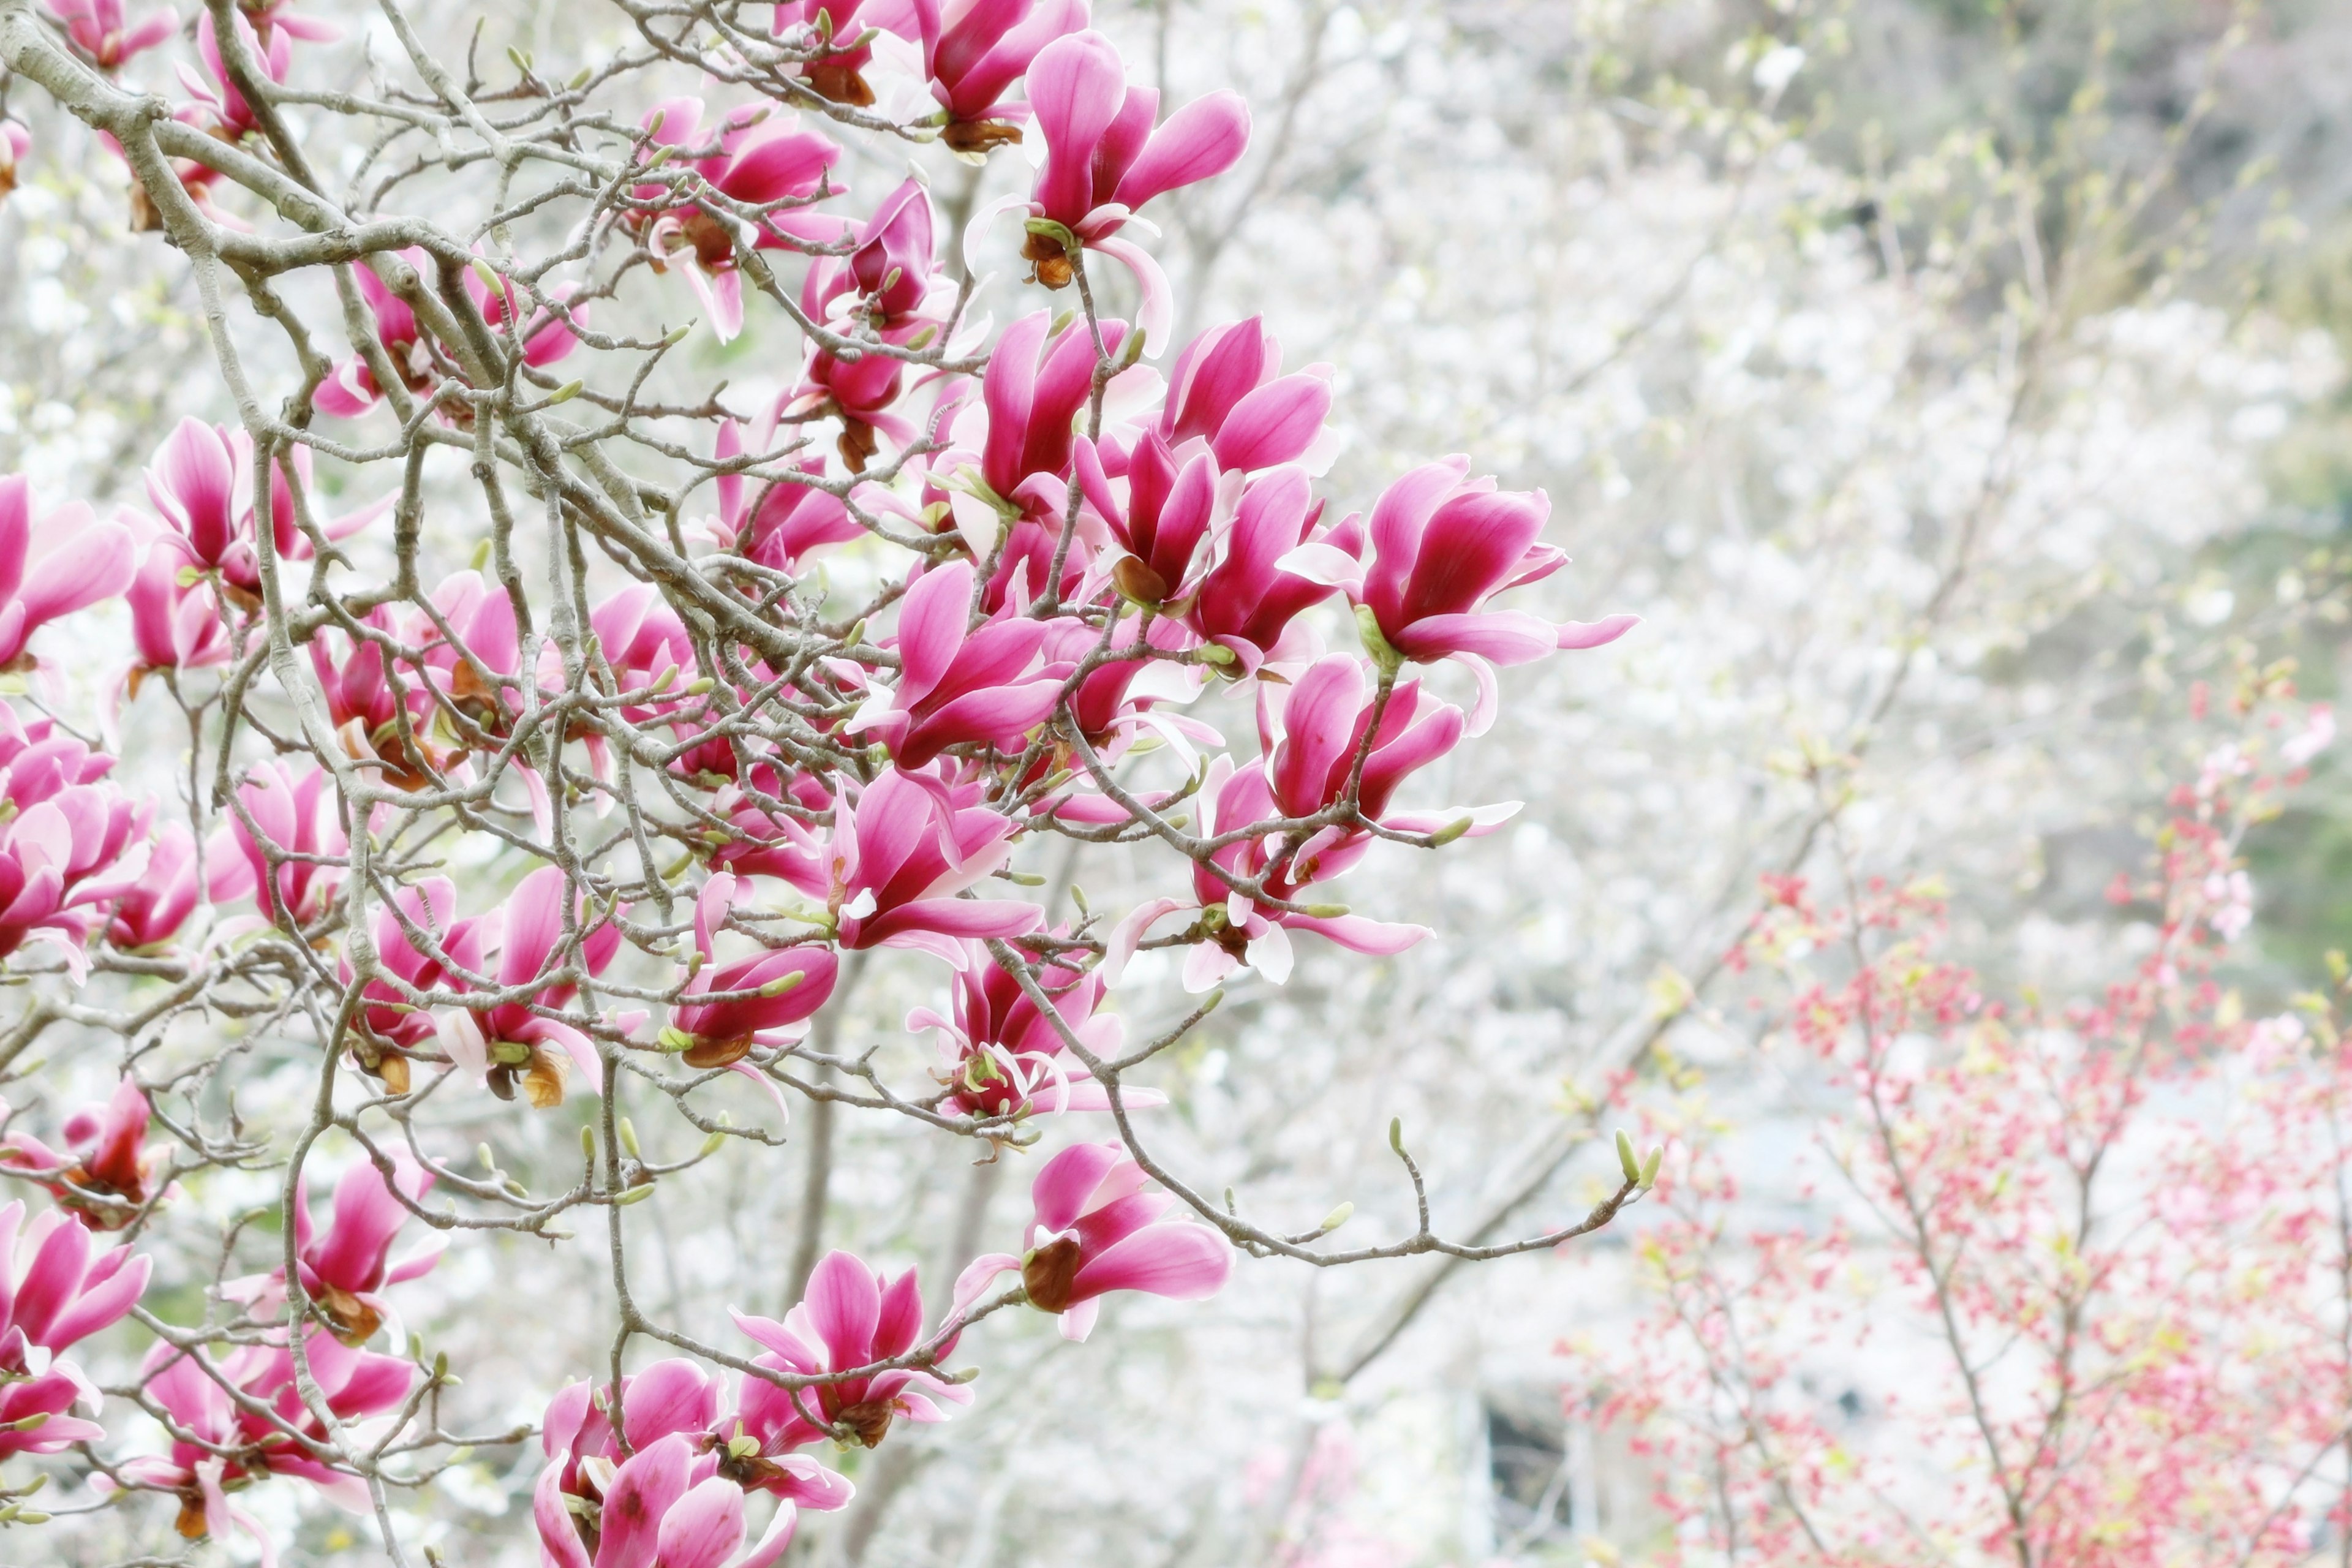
xmin=1117 ymin=327 xmax=1148 ymax=369
xmin=1430 ymin=816 xmax=1474 ymax=846
xmin=5 ymin=1412 xmax=47 ymax=1431
xmin=1302 ymin=903 xmax=1351 ymax=919
xmin=619 ymin=1118 xmax=641 ymax=1159
xmin=1354 ymin=604 xmax=1403 ymax=672
xmin=1069 ymin=886 xmax=1090 ymax=915
xmin=1640 ymin=1145 xmax=1664 ymax=1188
xmin=614 ymin=1183 xmax=656 ymax=1206
xmin=1001 ymin=870 xmax=1046 ymax=886
xmin=1616 ymin=1129 xmax=1642 ymax=1185
xmin=433 ymin=1351 xmax=450 ymax=1379
xmin=477 ymin=1143 xmax=497 ymax=1174
xmin=1319 ymin=1201 xmax=1354 ymax=1232
xmin=1388 ymin=1117 xmax=1404 ymax=1155
xmin=760 ymin=970 xmax=807 ymax=998
xmin=507 ymin=45 xmax=534 ymax=73
xmin=665 ymin=323 xmax=693 ymax=346
xmin=500 ymin=1178 xmax=530 ymax=1200
xmin=12 ymin=1511 xmax=48 ymax=1525
xmin=945 ymin=1364 xmax=981 ymax=1384
xmin=546 ymin=380 xmax=582 ymax=405
xmin=579 ymin=1126 xmax=596 ymax=1158
xmin=699 ymin=1131 xmax=726 ymax=1158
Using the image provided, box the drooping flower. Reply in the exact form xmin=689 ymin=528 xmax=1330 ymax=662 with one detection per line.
xmin=118 ymin=1330 xmax=415 ymax=1550
xmin=700 ymin=421 xmax=864 ymax=572
xmin=729 ymin=1250 xmax=971 ymax=1450
xmin=632 ymin=99 xmax=843 ymax=343
xmin=896 ymin=0 xmax=1090 ymax=153
xmin=1 ymin=1075 xmax=167 ymax=1229
xmin=124 ymin=527 xmax=235 ymax=696
xmin=211 ymin=758 xmax=347 ymax=932
xmin=181 ymin=9 xmax=290 ymax=144
xmin=665 ymin=872 xmax=839 ymax=1069
xmin=955 ymin=1140 xmax=1230 ymax=1341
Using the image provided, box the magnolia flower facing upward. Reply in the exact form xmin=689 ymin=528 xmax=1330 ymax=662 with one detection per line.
xmin=225 ymin=1155 xmax=443 ymax=1346
xmin=957 ymin=1140 xmax=1231 ymax=1341
xmin=0 ymin=474 xmax=135 ymax=673
xmin=729 ymin=1250 xmax=971 ymax=1450
xmin=842 ymin=559 xmax=1067 ymax=768
xmin=910 ymin=938 xmax=1160 ymax=1119
xmin=983 ymin=28 xmax=1248 ymax=345
xmin=817 ymin=767 xmax=1042 ymax=959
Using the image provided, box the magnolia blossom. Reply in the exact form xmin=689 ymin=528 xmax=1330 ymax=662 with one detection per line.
xmin=0 ymin=1200 xmax=149 ymax=1458
xmin=843 ymin=559 xmax=1067 ymax=766
xmin=816 ymin=767 xmax=1042 ymax=959
xmin=0 ymin=473 xmax=135 ymax=671
xmin=316 ymin=247 xmax=584 ymax=418
xmin=1 ymin=1075 xmax=166 ymax=1229
xmin=438 ymin=864 xmax=624 ymax=1106
xmin=957 ymin=1140 xmax=1231 ymax=1341
xmin=633 ymin=98 xmax=842 ymax=342
xmin=729 ymin=1250 xmax=972 ymax=1449
xmin=664 ymin=872 xmax=840 ymax=1068
xmin=0 ymin=119 xmax=26 ymax=201
xmin=909 ymin=940 xmax=1153 ymax=1118
xmin=891 ymin=0 xmax=1087 ymax=152
xmin=43 ymin=1 xmax=178 ymax=69
xmin=210 ymin=759 xmax=347 ymax=931
xmin=225 ymin=1155 xmax=443 ymax=1345
xmin=986 ymin=28 xmax=1249 ymax=344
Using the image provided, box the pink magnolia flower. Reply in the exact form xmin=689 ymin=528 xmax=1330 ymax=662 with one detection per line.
xmin=227 ymin=1155 xmax=442 ymax=1344
xmin=665 ymin=872 xmax=839 ymax=1069
xmin=347 ymin=876 xmax=487 ymax=1090
xmin=1280 ymin=456 xmax=1637 ymax=729
xmin=1004 ymin=29 xmax=1248 ymax=342
xmin=817 ymin=767 xmax=1042 ymax=959
xmin=537 ymin=1357 xmax=851 ymax=1545
xmin=1 ymin=1075 xmax=167 ymax=1230
xmin=43 ymin=1 xmax=178 ymax=69
xmin=729 ymin=1250 xmax=971 ymax=1450
xmin=143 ymin=419 xmax=380 ymax=606
xmin=1185 ymin=466 xmax=1359 ymax=671
xmin=124 ymin=528 xmax=235 ymax=695
xmin=181 ymin=9 xmax=288 ymax=143
xmin=0 ymin=1200 xmax=149 ymax=1458
xmin=699 ymin=422 xmax=862 ymax=573
xmin=315 ymin=249 xmax=585 ymax=419
xmin=1159 ymin=316 xmax=1335 ymax=475
xmin=633 ymin=99 xmax=843 ymax=343
xmin=957 ymin=1140 xmax=1230 ymax=1341
xmin=536 ymin=1424 xmax=804 ymax=1568
xmin=0 ymin=119 xmax=28 ymax=202
xmin=843 ymin=560 xmax=1065 ymax=767
xmin=106 ymin=820 xmax=202 ymax=951
xmin=0 ymin=710 xmax=149 ymax=974
xmin=211 ymin=759 xmax=347 ymax=931
xmin=1261 ymin=654 xmax=1469 ymax=827
xmin=119 ymin=1330 xmax=415 ymax=1549
xmin=785 ymin=180 xmax=949 ymax=472
xmin=237 ymin=0 xmax=338 ymax=44
xmin=438 ymin=864 xmax=622 ymax=1107
xmin=910 ymin=940 xmax=1152 ymax=1118
xmin=775 ymin=0 xmax=896 ymax=105
xmin=897 ymin=0 xmax=1090 ymax=153
xmin=978 ymin=308 xmax=1121 ymax=503
xmin=309 ymin=611 xmax=447 ymax=793
xmin=1073 ymin=428 xmax=1218 ymax=606
xmin=0 ymin=473 xmax=137 ymax=671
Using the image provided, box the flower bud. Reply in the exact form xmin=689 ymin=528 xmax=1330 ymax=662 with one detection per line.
xmin=619 ymin=1118 xmax=641 ymax=1159
xmin=1640 ymin=1145 xmax=1664 ymax=1188
xmin=1319 ymin=1201 xmax=1354 ymax=1233
xmin=1615 ymin=1129 xmax=1641 ymax=1185
xmin=614 ymin=1183 xmax=656 ymax=1206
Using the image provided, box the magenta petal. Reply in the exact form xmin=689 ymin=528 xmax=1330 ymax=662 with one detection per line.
xmin=894 ymin=560 xmax=974 ymax=704
xmin=499 ymin=864 xmax=570 ymax=989
xmin=596 ymin=1434 xmax=693 ymax=1568
xmin=801 ymin=1251 xmax=880 ymax=1374
xmin=310 ymin=1159 xmax=407 ymax=1295
xmin=621 ymin=1359 xmax=719 ymax=1448
xmin=1388 ymin=609 xmax=1560 ymax=666
xmin=1112 ymin=89 xmax=1251 ymax=212
xmin=728 ymin=1309 xmax=818 ymax=1371
xmin=1211 ymin=374 xmax=1330 ymax=473
xmin=857 ymin=897 xmax=1042 ymax=948
xmin=1027 ymin=31 xmax=1128 ymax=225
xmin=1030 ymin=1141 xmax=1122 ymax=1233
xmin=655 ymin=1478 xmax=745 ymax=1568
xmin=41 ymin=1248 xmax=148 ymax=1351
xmin=1069 ymin=1219 xmax=1231 ymax=1305
xmin=535 ymin=1458 xmax=594 ymax=1568
xmin=10 ymin=1215 xmax=91 ymax=1345
xmin=1280 ymin=911 xmax=1431 ymax=956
